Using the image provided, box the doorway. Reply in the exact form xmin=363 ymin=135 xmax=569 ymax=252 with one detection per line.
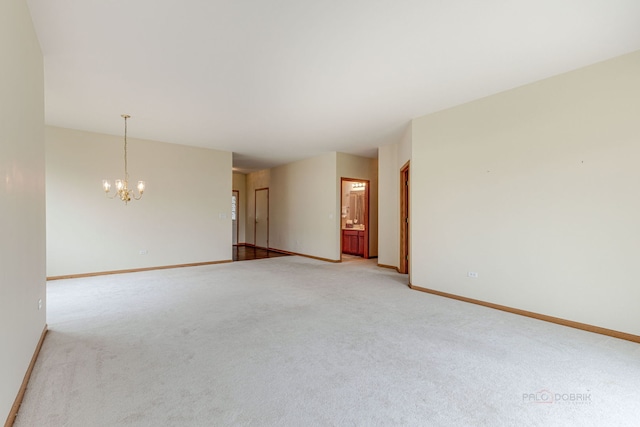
xmin=254 ymin=188 xmax=269 ymax=249
xmin=400 ymin=162 xmax=410 ymax=275
xmin=340 ymin=178 xmax=369 ymax=260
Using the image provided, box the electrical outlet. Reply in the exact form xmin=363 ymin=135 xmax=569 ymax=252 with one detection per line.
xmin=139 ymin=250 xmax=148 ymax=255
xmin=38 ymin=299 xmax=42 ymax=310
xmin=467 ymin=272 xmax=479 ymax=278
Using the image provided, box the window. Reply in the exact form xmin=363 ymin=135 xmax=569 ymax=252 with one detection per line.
xmin=231 ymin=194 xmax=237 ymax=221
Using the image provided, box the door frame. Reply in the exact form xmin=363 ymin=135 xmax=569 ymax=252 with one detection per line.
xmin=340 ymin=178 xmax=370 ymax=260
xmin=254 ymin=187 xmax=269 ymax=249
xmin=400 ymin=161 xmax=410 ymax=275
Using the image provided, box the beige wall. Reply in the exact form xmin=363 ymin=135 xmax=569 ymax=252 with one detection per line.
xmin=270 ymin=152 xmax=339 ymax=260
xmin=246 ymin=153 xmax=380 ymax=261
xmin=398 ymin=123 xmax=412 ymax=169
xmin=0 ymin=1 xmax=46 ymax=421
xmin=411 ymin=51 xmax=640 ymax=335
xmin=46 ymin=126 xmax=232 ymax=277
xmin=377 ymin=124 xmax=412 ymax=268
xmin=232 ymin=172 xmax=247 ymax=244
xmin=337 ymin=153 xmax=379 ymax=257
xmin=377 ymin=143 xmax=399 ymax=267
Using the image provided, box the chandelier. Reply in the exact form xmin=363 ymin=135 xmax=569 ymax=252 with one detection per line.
xmin=102 ymin=114 xmax=145 ymax=204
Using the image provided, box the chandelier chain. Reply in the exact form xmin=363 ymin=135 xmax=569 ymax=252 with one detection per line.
xmin=123 ymin=115 xmax=129 ymax=181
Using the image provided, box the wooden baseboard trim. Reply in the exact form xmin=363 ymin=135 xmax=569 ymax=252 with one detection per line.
xmin=269 ymin=248 xmax=340 ymax=263
xmin=5 ymin=325 xmax=48 ymax=427
xmin=378 ymin=263 xmax=400 ymax=272
xmin=409 ymin=285 xmax=640 ymax=344
xmin=46 ymin=260 xmax=233 ymax=281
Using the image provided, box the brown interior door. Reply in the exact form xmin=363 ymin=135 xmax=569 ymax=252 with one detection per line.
xmin=400 ymin=162 xmax=410 ymax=274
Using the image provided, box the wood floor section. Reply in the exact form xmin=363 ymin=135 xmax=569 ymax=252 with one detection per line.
xmin=233 ymin=245 xmax=291 ymax=261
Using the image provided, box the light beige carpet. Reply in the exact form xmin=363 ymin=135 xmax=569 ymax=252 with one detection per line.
xmin=15 ymin=256 xmax=640 ymax=426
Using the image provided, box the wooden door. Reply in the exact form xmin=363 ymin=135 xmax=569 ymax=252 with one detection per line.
xmin=348 ymin=233 xmax=358 ymax=255
xmin=400 ymin=162 xmax=410 ymax=274
xmin=255 ymin=188 xmax=269 ymax=249
xmin=357 ymin=231 xmax=365 ymax=255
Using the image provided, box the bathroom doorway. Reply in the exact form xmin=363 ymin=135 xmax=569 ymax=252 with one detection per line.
xmin=340 ymin=178 xmax=369 ymax=259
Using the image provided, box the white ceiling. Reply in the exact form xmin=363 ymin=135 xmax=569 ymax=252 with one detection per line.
xmin=26 ymin=0 xmax=640 ymax=172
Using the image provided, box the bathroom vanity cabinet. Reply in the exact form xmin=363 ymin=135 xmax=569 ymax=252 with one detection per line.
xmin=342 ymin=229 xmax=365 ymax=256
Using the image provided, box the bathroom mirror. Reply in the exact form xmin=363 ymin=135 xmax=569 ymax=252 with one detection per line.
xmin=341 ymin=180 xmax=367 ymax=229
xmin=349 ymin=192 xmax=363 ymax=224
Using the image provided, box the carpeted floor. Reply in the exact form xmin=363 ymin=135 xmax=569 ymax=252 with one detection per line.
xmin=14 ymin=256 xmax=640 ymax=426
